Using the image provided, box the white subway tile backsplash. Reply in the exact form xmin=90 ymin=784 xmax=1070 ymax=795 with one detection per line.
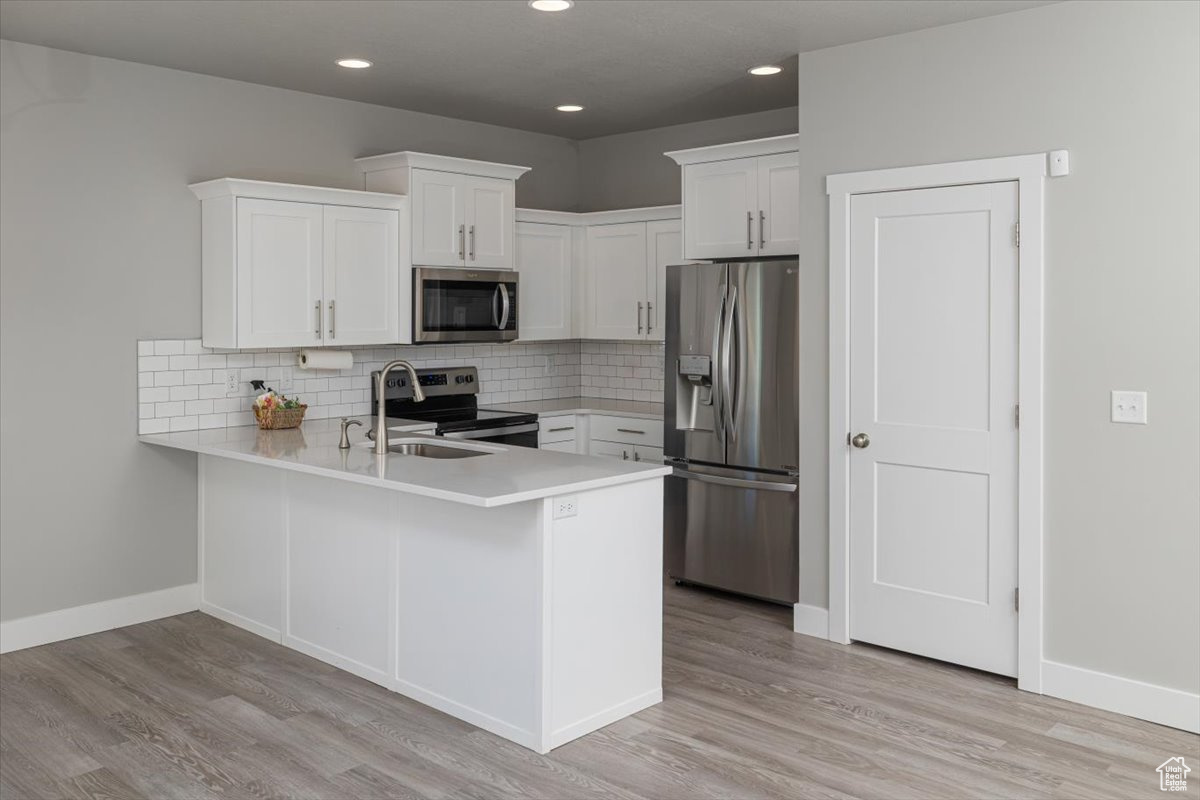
xmin=136 ymin=338 xmax=662 ymax=434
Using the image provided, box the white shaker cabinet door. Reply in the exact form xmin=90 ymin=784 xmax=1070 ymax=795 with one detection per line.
xmin=322 ymin=206 xmax=399 ymax=346
xmin=585 ymin=223 xmax=648 ymax=340
xmin=682 ymin=158 xmax=758 ymax=260
xmin=645 ymin=219 xmax=681 ymax=343
xmin=516 ymin=222 xmax=572 ymax=340
xmin=588 ymin=439 xmax=632 ymax=461
xmin=757 ymin=151 xmax=801 ymax=257
xmin=465 ymin=175 xmax=515 ymax=269
xmin=236 ymin=198 xmax=324 ymax=348
xmin=411 ymin=169 xmax=465 ymax=267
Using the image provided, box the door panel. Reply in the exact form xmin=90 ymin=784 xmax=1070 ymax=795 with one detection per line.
xmin=323 ymin=206 xmax=399 ymax=345
xmin=663 ymin=262 xmax=726 ymax=467
xmin=849 ymin=181 xmax=1019 ymax=677
xmin=411 ymin=169 xmax=464 ymax=266
xmin=645 ymin=219 xmax=681 ymax=342
xmin=757 ymin=152 xmax=800 ymax=256
xmin=665 ymin=463 xmax=798 ymax=604
xmin=725 ymin=260 xmax=799 ymax=473
xmin=588 ymin=439 xmax=631 ymax=461
xmin=465 ymin=176 xmax=514 ymax=269
xmin=516 ymin=222 xmax=572 ymax=340
xmin=683 ymin=159 xmax=758 ymax=259
xmin=236 ymin=198 xmax=323 ymax=347
xmin=585 ymin=223 xmax=647 ymax=340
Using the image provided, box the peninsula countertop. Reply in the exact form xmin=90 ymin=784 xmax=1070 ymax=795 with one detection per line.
xmin=139 ymin=416 xmax=669 ymax=508
xmin=488 ymin=397 xmax=663 ymax=421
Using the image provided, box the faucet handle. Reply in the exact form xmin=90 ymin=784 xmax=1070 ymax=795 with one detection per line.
xmin=338 ymin=417 xmax=364 ymax=449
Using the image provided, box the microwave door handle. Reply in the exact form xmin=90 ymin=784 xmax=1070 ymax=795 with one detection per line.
xmin=491 ymin=284 xmax=501 ymax=329
xmin=499 ymin=284 xmax=511 ymax=330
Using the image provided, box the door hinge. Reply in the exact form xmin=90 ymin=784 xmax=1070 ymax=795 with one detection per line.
xmin=1015 ymin=403 xmax=1020 ymax=429
xmin=1014 ymin=587 xmax=1020 ymax=612
xmin=1014 ymin=223 xmax=1020 ymax=247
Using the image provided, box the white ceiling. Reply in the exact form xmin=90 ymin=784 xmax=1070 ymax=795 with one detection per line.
xmin=0 ymin=0 xmax=1053 ymax=139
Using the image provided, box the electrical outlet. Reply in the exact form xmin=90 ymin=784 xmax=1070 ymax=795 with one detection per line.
xmin=1111 ymin=390 xmax=1148 ymax=424
xmin=222 ymin=370 xmax=240 ymax=396
xmin=553 ymin=496 xmax=578 ymax=519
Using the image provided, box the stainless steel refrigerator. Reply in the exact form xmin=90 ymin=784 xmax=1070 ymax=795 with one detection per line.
xmin=664 ymin=259 xmax=799 ymax=604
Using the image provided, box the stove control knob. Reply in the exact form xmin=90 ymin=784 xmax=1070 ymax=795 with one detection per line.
xmin=455 ymin=375 xmax=465 ymax=384
xmin=466 ymin=375 xmax=474 ymax=383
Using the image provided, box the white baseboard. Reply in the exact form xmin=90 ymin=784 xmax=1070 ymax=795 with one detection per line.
xmin=0 ymin=584 xmax=199 ymax=654
xmin=1042 ymin=659 xmax=1199 ymax=734
xmin=793 ymin=602 xmax=830 ymax=640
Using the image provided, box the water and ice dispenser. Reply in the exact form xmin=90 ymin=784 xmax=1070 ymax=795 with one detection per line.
xmin=674 ymin=354 xmax=715 ymax=432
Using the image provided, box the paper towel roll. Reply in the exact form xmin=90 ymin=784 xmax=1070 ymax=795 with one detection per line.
xmin=297 ymin=349 xmax=353 ymax=370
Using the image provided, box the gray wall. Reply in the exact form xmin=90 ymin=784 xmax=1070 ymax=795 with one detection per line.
xmin=0 ymin=40 xmax=580 ymax=621
xmin=576 ymin=107 xmax=798 ymax=211
xmin=795 ymin=0 xmax=1199 ymax=692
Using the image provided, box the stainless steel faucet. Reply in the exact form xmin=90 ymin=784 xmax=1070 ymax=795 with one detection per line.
xmin=374 ymin=360 xmax=425 ymax=454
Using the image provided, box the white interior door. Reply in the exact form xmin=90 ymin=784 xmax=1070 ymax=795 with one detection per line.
xmin=465 ymin=176 xmax=514 ymax=269
xmin=682 ymin=159 xmax=758 ymax=259
xmin=322 ymin=205 xmax=399 ymax=346
xmin=756 ymin=152 xmax=800 ymax=256
xmin=644 ymin=219 xmax=681 ymax=342
xmin=516 ymin=222 xmax=572 ymax=340
xmin=236 ymin=198 xmax=324 ymax=348
xmin=411 ymin=169 xmax=464 ymax=267
xmin=585 ymin=222 xmax=648 ymax=340
xmin=849 ymin=181 xmax=1019 ymax=677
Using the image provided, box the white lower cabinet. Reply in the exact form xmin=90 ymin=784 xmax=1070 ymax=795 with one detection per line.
xmin=584 ymin=415 xmax=664 ymax=463
xmin=588 ymin=439 xmax=633 ymax=461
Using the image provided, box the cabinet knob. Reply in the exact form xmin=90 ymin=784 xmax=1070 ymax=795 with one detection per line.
xmin=851 ymin=433 xmax=871 ymax=449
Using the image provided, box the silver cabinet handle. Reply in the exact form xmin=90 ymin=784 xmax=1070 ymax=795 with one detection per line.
xmin=634 ymin=450 xmax=641 ymax=462
xmin=637 ymin=301 xmax=643 ymax=334
xmin=315 ymin=301 xmax=322 ymax=339
xmin=468 ymin=224 xmax=476 ymax=261
xmin=622 ymin=449 xmax=630 ymax=460
xmin=547 ymin=426 xmax=574 ymax=433
xmin=458 ymin=224 xmax=465 ymax=260
xmin=617 ymin=428 xmax=646 ymax=435
xmin=328 ymin=300 xmax=335 ymax=339
xmin=747 ymin=211 xmax=753 ymax=250
xmin=647 ymin=301 xmax=654 ymax=333
xmin=759 ymin=210 xmax=766 ymax=249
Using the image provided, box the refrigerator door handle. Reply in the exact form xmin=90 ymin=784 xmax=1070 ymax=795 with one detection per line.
xmin=671 ymin=467 xmax=797 ymax=493
xmin=721 ymin=285 xmax=738 ymax=436
xmin=710 ymin=284 xmax=727 ymax=440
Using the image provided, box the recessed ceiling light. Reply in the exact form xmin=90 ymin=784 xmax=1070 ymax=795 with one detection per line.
xmin=337 ymin=58 xmax=372 ymax=69
xmin=556 ymin=104 xmax=584 ymax=112
xmin=529 ymin=0 xmax=574 ymax=10
xmin=748 ymin=65 xmax=782 ymax=76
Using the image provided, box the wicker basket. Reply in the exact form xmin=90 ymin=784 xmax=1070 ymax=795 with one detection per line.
xmin=254 ymin=404 xmax=307 ymax=430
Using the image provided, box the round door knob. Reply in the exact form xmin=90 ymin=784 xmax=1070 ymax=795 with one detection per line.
xmin=851 ymin=433 xmax=870 ymax=449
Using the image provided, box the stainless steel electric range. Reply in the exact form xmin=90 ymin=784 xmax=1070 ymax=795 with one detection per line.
xmin=371 ymin=365 xmax=539 ymax=448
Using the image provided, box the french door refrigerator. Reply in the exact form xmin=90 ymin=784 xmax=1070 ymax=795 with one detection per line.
xmin=664 ymin=259 xmax=799 ymax=604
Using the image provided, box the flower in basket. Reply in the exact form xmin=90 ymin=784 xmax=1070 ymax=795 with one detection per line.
xmin=254 ymin=391 xmax=307 ymax=429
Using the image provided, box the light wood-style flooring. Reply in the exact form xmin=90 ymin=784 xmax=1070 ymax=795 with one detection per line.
xmin=2 ymin=584 xmax=1197 ymax=799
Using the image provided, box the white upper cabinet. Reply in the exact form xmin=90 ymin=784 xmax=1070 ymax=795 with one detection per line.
xmin=516 ymin=222 xmax=573 ymax=341
xmin=323 ymin=205 xmax=400 ymax=346
xmin=191 ymin=179 xmax=407 ymax=349
xmin=357 ymin=152 xmax=529 ymax=270
xmin=645 ymin=219 xmax=681 ymax=342
xmin=411 ymin=170 xmax=465 ymax=267
xmin=585 ymin=222 xmax=649 ymax=340
xmin=667 ymin=134 xmax=800 ymax=260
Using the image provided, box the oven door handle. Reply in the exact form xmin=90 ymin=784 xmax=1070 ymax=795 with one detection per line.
xmin=442 ymin=422 xmax=538 ymax=440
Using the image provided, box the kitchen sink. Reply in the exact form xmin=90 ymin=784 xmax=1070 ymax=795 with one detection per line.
xmin=358 ymin=438 xmax=493 ymax=459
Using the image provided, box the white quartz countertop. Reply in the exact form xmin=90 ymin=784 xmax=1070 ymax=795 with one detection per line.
xmin=139 ymin=416 xmax=669 ymax=508
xmin=488 ymin=397 xmax=663 ymax=420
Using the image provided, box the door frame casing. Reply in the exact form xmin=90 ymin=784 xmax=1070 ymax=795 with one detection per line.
xmin=826 ymin=152 xmax=1053 ymax=692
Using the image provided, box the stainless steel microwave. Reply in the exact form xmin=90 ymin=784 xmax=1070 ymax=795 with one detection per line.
xmin=413 ymin=267 xmax=519 ymax=343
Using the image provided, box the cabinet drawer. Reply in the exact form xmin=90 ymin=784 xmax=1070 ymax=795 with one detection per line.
xmin=540 ymin=439 xmax=577 ymax=454
xmin=590 ymin=415 xmax=663 ymax=446
xmin=539 ymin=417 xmax=579 ymax=444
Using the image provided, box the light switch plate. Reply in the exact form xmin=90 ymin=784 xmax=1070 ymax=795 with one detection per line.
xmin=1111 ymin=390 xmax=1148 ymax=424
